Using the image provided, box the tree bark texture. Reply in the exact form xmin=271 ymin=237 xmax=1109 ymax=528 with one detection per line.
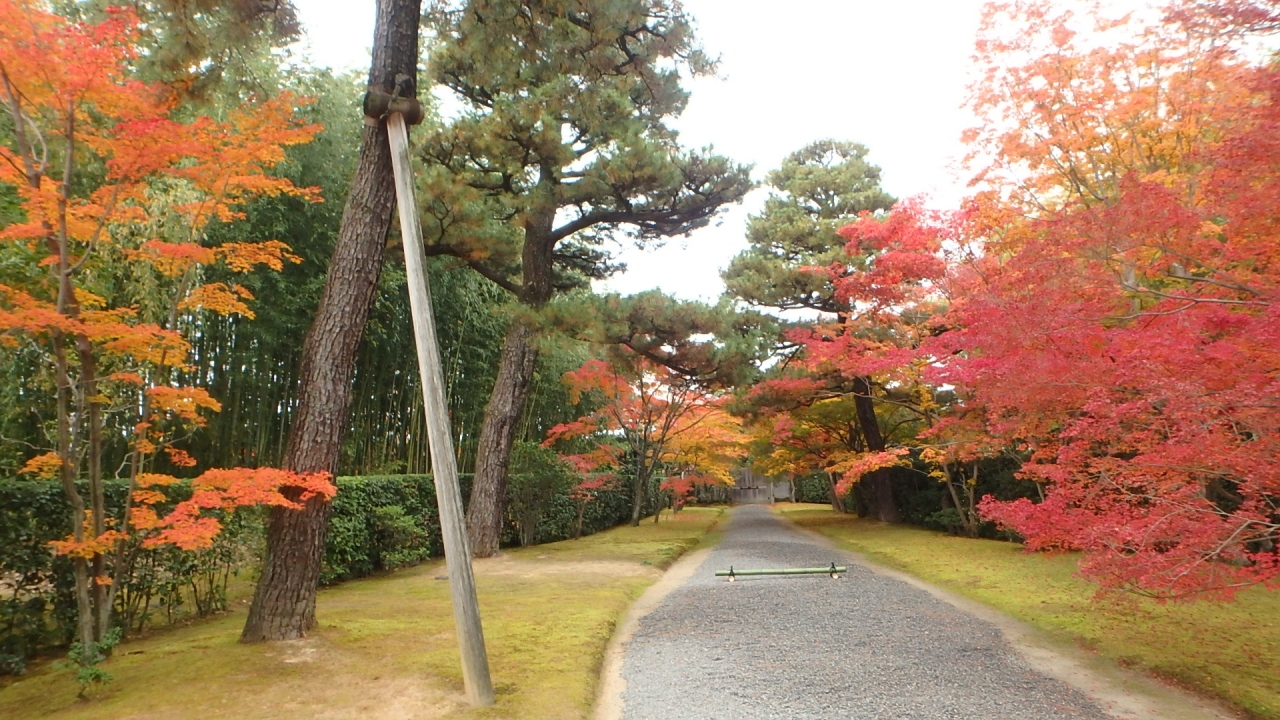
xmin=465 ymin=320 xmax=539 ymax=556
xmin=241 ymin=0 xmax=420 ymax=642
xmin=466 ymin=200 xmax=556 ymax=557
xmin=852 ymin=376 xmax=902 ymax=523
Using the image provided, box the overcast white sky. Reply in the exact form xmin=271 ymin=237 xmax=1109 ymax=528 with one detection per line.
xmin=295 ymin=1 xmax=992 ymax=302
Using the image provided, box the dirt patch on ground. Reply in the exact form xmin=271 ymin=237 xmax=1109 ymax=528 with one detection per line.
xmin=472 ymin=555 xmax=657 ymax=580
xmin=310 ymin=676 xmax=464 ymax=720
xmin=275 ymin=637 xmax=324 ymax=664
xmin=102 ymin=635 xmax=465 ymax=720
xmin=260 ymin=637 xmax=467 ymax=720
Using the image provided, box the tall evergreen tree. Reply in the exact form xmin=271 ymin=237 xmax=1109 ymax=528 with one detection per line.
xmin=724 ymin=140 xmax=895 ymax=315
xmin=418 ymin=0 xmax=753 ymax=556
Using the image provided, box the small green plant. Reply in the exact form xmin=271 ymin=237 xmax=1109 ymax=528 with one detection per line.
xmin=507 ymin=443 xmax=576 ymax=547
xmin=924 ymin=508 xmax=966 ymax=535
xmin=58 ymin=626 xmax=122 ymax=699
xmin=0 ymin=652 xmax=25 ymax=676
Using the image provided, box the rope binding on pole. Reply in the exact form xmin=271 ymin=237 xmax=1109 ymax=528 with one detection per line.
xmin=363 ymin=72 xmax=425 ymax=126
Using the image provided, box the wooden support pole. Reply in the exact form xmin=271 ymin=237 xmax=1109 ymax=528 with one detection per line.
xmin=386 ymin=111 xmax=495 ymax=707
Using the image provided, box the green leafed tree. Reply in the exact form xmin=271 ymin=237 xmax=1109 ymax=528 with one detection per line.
xmin=506 ymin=441 xmax=576 ymax=547
xmin=723 ymin=140 xmax=895 ymax=315
xmin=418 ymin=0 xmax=753 ymax=557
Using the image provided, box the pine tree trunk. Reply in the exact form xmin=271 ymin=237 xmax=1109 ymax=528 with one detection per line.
xmin=852 ymin=376 xmax=902 ymax=523
xmin=466 ymin=199 xmax=555 ymax=557
xmin=465 ymin=320 xmax=539 ymax=556
xmin=241 ymin=494 xmax=331 ymax=640
xmin=241 ymin=0 xmax=420 ymax=643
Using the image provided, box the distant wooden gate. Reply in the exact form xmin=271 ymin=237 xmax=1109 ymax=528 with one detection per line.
xmin=729 ymin=467 xmax=792 ymax=505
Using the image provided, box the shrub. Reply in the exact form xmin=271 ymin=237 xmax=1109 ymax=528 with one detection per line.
xmin=0 ymin=479 xmax=256 ymax=670
xmin=506 ymin=444 xmax=576 ymax=547
xmin=794 ymin=474 xmax=833 ymax=504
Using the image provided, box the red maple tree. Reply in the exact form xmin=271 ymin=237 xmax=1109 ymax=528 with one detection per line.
xmin=924 ymin=0 xmax=1280 ymax=599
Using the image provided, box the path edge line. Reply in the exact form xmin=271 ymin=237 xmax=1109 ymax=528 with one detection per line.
xmin=592 ymin=540 xmax=717 ymax=720
xmin=779 ymin=511 xmax=1242 ymax=720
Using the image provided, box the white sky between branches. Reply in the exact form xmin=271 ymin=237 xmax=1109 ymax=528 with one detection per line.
xmin=291 ymin=0 xmax=1139 ymax=302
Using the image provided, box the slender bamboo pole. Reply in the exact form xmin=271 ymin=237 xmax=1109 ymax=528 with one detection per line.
xmin=715 ymin=565 xmax=847 ymax=580
xmin=386 ymin=111 xmax=495 ymax=706
xmin=714 ymin=567 xmax=847 ymax=576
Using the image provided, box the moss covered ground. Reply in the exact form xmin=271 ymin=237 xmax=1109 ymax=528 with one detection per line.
xmin=775 ymin=504 xmax=1280 ymax=719
xmin=0 ymin=506 xmax=723 ymax=719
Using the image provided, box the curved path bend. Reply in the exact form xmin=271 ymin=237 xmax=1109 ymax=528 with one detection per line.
xmin=605 ymin=505 xmax=1231 ymax=720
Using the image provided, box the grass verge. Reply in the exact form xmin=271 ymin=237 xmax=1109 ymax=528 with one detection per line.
xmin=774 ymin=504 xmax=1279 ymax=719
xmin=0 ymin=506 xmax=723 ymax=720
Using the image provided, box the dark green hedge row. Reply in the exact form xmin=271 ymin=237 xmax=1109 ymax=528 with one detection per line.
xmin=324 ymin=472 xmax=637 ymax=582
xmin=1 ymin=472 xmax=640 ymax=670
xmin=321 ymin=474 xmax=453 ymax=584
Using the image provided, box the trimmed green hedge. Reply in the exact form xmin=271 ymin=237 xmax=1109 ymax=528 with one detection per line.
xmin=325 ymin=472 xmax=637 ymax=581
xmin=321 ymin=474 xmax=456 ymax=584
xmin=504 ymin=477 xmax=635 ymax=546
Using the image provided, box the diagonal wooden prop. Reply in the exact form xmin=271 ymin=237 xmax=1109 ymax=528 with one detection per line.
xmin=386 ymin=111 xmax=495 ymax=707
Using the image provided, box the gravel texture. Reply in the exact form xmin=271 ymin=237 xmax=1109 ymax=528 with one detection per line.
xmin=618 ymin=505 xmax=1114 ymax=719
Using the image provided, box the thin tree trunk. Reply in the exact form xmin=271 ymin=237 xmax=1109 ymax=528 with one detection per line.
xmin=965 ymin=463 xmax=980 ymax=537
xmin=630 ymin=466 xmax=649 ymax=527
xmin=77 ymin=342 xmax=110 ymax=643
xmin=573 ymin=501 xmax=586 ymax=539
xmin=852 ymin=376 xmax=902 ymax=523
xmin=826 ymin=471 xmax=846 ymax=513
xmin=241 ymin=0 xmax=420 ymax=642
xmin=943 ymin=465 xmax=972 ymax=537
xmin=52 ymin=336 xmax=93 ymax=656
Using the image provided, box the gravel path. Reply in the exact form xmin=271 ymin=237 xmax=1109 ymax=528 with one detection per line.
xmin=617 ymin=505 xmax=1114 ymax=720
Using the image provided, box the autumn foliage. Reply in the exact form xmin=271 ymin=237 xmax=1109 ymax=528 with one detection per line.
xmin=745 ymin=0 xmax=1280 ymax=600
xmin=933 ymin=0 xmax=1280 ymax=599
xmin=546 ymin=358 xmax=745 ymax=524
xmin=958 ymin=0 xmax=1273 ymax=598
xmin=741 ymin=200 xmax=949 ymax=516
xmin=0 ymin=0 xmax=331 ymax=659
